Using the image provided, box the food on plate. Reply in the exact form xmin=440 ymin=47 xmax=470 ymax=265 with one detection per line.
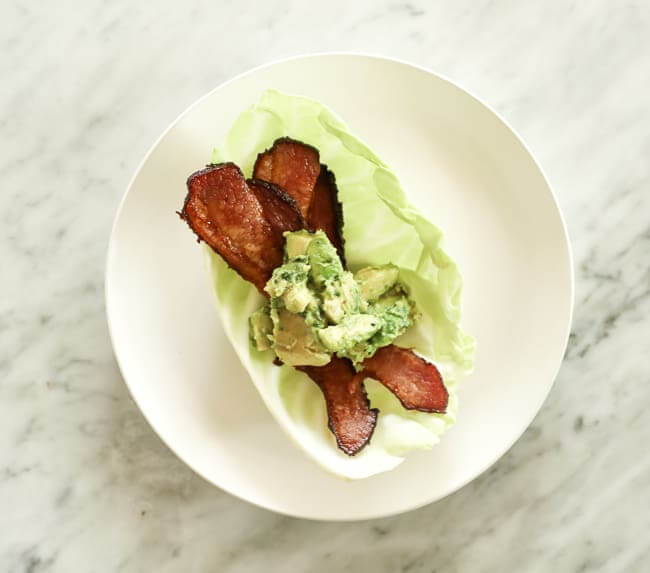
xmin=178 ymin=90 xmax=474 ymax=479
xmin=181 ymin=156 xmax=448 ymax=455
xmin=296 ymin=358 xmax=377 ymax=455
xmin=181 ymin=163 xmax=303 ymax=292
xmin=363 ymin=345 xmax=447 ymax=412
xmin=250 ymin=229 xmax=416 ymax=369
xmin=253 ymin=138 xmax=345 ymax=261
xmin=253 ymin=137 xmax=320 ymax=218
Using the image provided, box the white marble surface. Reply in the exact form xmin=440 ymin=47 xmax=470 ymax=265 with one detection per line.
xmin=1 ymin=0 xmax=649 ymax=571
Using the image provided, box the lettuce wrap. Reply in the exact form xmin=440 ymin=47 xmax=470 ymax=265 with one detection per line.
xmin=205 ymin=90 xmax=474 ymax=479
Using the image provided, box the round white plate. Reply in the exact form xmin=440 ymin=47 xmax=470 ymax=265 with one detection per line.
xmin=106 ymin=54 xmax=573 ymax=521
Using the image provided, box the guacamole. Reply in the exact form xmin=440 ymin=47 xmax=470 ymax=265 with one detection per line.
xmin=249 ymin=230 xmax=418 ymax=369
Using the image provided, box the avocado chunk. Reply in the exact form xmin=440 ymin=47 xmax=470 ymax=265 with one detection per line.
xmin=354 ymin=265 xmax=400 ymax=302
xmin=265 ymin=257 xmax=310 ymax=298
xmin=307 ymin=232 xmax=344 ymax=286
xmin=265 ymin=257 xmax=317 ymax=313
xmin=318 ymin=314 xmax=382 ymax=353
xmin=283 ymin=283 xmax=315 ymax=314
xmin=249 ymin=306 xmax=273 ymax=351
xmin=322 ymin=272 xmax=361 ymax=324
xmin=368 ymin=295 xmax=413 ymax=348
xmin=271 ymin=308 xmax=330 ymax=366
xmin=284 ymin=229 xmax=314 ymax=259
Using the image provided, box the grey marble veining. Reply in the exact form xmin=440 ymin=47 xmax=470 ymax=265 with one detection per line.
xmin=1 ymin=0 xmax=649 ymax=571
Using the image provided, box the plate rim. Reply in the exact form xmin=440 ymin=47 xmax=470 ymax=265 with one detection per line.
xmin=105 ymin=52 xmax=575 ymax=521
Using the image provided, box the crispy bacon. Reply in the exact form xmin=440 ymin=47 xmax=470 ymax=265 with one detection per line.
xmin=253 ymin=138 xmax=320 ymax=218
xmin=179 ymin=163 xmax=303 ymax=292
xmin=362 ymin=345 xmax=448 ymax=412
xmin=308 ymin=168 xmax=345 ymax=262
xmin=298 ymin=358 xmax=378 ymax=455
xmin=254 ymin=138 xmax=345 ymax=261
xmin=248 ymin=178 xmax=304 ymax=236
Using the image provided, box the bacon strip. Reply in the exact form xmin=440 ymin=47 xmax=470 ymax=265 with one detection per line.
xmin=179 ymin=163 xmax=303 ymax=293
xmin=308 ymin=168 xmax=345 ymax=262
xmin=253 ymin=138 xmax=320 ymax=218
xmin=248 ymin=178 xmax=304 ymax=237
xmin=362 ymin=346 xmax=448 ymax=412
xmin=254 ymin=138 xmax=345 ymax=261
xmin=298 ymin=358 xmax=378 ymax=455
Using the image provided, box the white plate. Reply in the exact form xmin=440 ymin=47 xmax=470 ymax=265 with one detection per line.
xmin=106 ymin=54 xmax=573 ymax=521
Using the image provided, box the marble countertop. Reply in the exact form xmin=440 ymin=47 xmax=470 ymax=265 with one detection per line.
xmin=2 ymin=1 xmax=649 ymax=571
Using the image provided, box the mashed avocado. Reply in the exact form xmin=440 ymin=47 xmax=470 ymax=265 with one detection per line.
xmin=249 ymin=230 xmax=417 ymax=369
